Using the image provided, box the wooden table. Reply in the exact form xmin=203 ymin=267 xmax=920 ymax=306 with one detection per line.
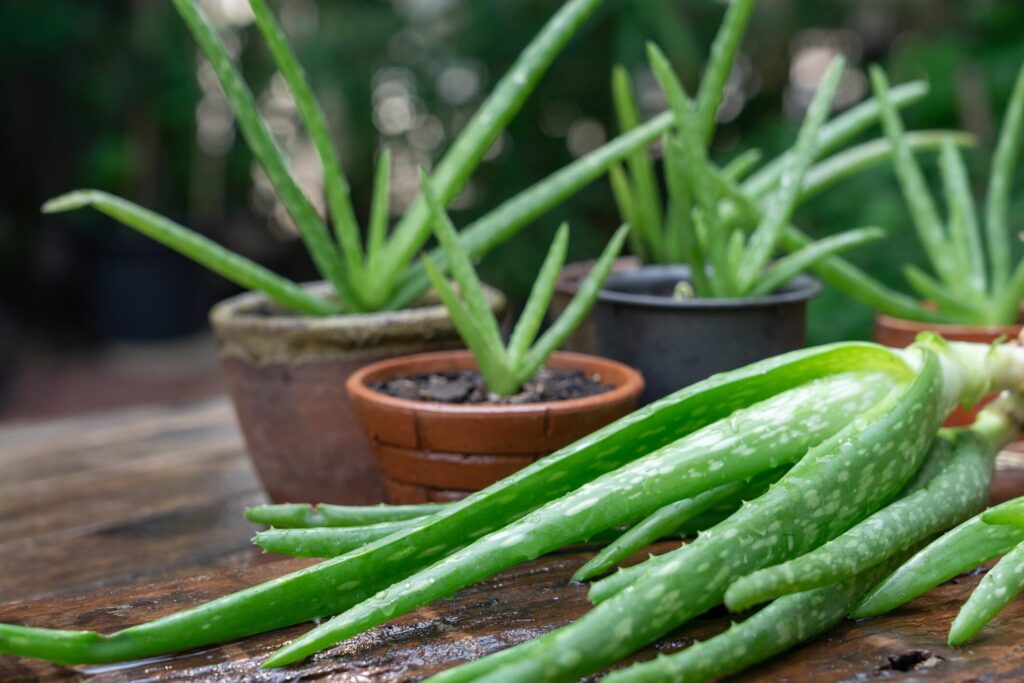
xmin=4 ymin=400 xmax=1024 ymax=681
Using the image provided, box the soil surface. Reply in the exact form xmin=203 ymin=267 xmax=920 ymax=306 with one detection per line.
xmin=369 ymin=368 xmax=613 ymax=404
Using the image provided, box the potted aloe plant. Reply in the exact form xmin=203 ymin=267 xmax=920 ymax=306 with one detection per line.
xmin=40 ymin=0 xmax=672 ymax=505
xmin=553 ymin=0 xmax=963 ymax=402
xmin=346 ymin=175 xmax=643 ymax=503
xmin=865 ymin=63 xmax=1024 ymax=424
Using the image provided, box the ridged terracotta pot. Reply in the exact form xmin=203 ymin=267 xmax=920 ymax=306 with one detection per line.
xmin=875 ymin=312 xmax=1024 ymax=425
xmin=209 ymin=283 xmax=505 ymax=505
xmin=346 ymin=349 xmax=644 ymax=503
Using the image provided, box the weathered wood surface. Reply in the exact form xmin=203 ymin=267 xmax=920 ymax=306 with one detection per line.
xmin=4 ymin=399 xmax=1024 ymax=681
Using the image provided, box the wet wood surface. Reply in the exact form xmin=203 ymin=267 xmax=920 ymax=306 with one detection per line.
xmin=4 ymin=399 xmax=1024 ymax=681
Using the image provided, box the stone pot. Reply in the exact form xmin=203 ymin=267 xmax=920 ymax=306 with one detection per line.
xmin=593 ymin=265 xmax=821 ymax=404
xmin=875 ymin=312 xmax=1024 ymax=426
xmin=550 ymin=256 xmax=640 ymax=354
xmin=209 ymin=283 xmax=506 ymax=505
xmin=346 ymin=349 xmax=644 ymax=503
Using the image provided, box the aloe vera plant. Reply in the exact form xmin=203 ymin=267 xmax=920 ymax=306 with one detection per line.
xmin=41 ymin=0 xmax=667 ymax=316
xmin=606 ymin=0 xmax=967 ymax=302
xmin=868 ymin=63 xmax=1024 ymax=325
xmin=420 ymin=174 xmax=627 ymax=395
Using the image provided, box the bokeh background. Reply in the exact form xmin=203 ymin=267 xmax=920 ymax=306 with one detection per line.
xmin=1 ymin=0 xmax=1022 ymax=419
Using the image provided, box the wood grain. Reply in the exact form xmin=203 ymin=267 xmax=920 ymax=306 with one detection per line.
xmin=4 ymin=399 xmax=1024 ymax=681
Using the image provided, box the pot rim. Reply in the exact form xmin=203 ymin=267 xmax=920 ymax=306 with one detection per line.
xmin=595 ymin=265 xmax=821 ymax=310
xmin=346 ymin=349 xmax=644 ymax=417
xmin=209 ymin=281 xmax=505 ymax=332
xmin=874 ymin=311 xmax=1024 ymax=338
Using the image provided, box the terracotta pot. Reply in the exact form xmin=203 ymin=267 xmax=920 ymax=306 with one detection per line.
xmin=874 ymin=312 xmax=1024 ymax=425
xmin=209 ymin=283 xmax=506 ymax=505
xmin=346 ymin=350 xmax=644 ymax=503
xmin=550 ymin=256 xmax=640 ymax=354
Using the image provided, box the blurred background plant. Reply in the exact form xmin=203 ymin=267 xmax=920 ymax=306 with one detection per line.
xmin=1 ymin=0 xmax=1023 ymax=417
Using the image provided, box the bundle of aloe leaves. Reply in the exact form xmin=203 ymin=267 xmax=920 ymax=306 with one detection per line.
xmin=5 ymin=334 xmax=1024 ymax=682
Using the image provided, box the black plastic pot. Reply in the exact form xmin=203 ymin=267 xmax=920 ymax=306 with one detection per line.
xmin=593 ymin=265 xmax=821 ymax=403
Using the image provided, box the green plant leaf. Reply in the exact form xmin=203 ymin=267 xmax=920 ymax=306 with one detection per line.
xmin=366 ymin=149 xmax=392 ymax=274
xmin=376 ymin=0 xmax=605 ymax=294
xmin=663 ymin=136 xmax=710 ymax=295
xmin=507 ymin=224 xmax=569 ymax=368
xmin=939 ymin=136 xmax=986 ymax=294
xmin=903 ymin=265 xmax=983 ymax=322
xmin=420 ymin=173 xmax=504 ymax=354
xmin=751 ymin=227 xmax=884 ymax=297
xmin=695 ymin=0 xmax=756 ymax=144
xmin=42 ymin=190 xmax=340 ymax=316
xmin=870 ymin=66 xmax=961 ymax=291
xmin=516 ymin=226 xmax=628 ymax=386
xmin=248 ymin=0 xmax=363 ymax=281
xmin=985 ymin=62 xmax=1024 ymax=292
xmin=722 ymin=148 xmax=763 ymax=182
xmin=422 ymin=255 xmax=511 ymax=392
xmin=608 ymin=163 xmax=648 ymax=262
xmin=171 ymin=0 xmax=358 ymax=310
xmin=738 ymin=58 xmax=845 ymax=293
xmin=612 ymin=66 xmax=663 ymax=261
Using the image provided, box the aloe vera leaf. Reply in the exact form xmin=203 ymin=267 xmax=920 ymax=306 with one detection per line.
xmin=695 ymin=0 xmax=756 ymax=144
xmin=507 ymin=224 xmax=569 ymax=367
xmin=852 ymin=497 xmax=1024 ymax=618
xmin=870 ymin=66 xmax=964 ymax=291
xmin=0 ymin=343 xmax=912 ymax=666
xmin=648 ymin=45 xmax=733 ymax=295
xmin=171 ymin=0 xmax=358 ymax=310
xmin=513 ymin=226 xmax=628 ymax=386
xmin=366 ymin=149 xmax=392 ymax=273
xmin=949 ymin=539 xmax=1024 ymax=644
xmin=792 ymin=131 xmax=974 ymax=206
xmin=41 ymin=191 xmax=339 ymax=316
xmin=254 ymin=521 xmax=417 ymax=558
xmin=939 ymin=137 xmax=986 ymax=293
xmin=662 ymin=137 xmax=709 ymax=294
xmin=459 ymin=350 xmax=945 ymax=683
xmin=263 ymin=366 xmax=904 ymax=667
xmin=751 ymin=226 xmax=883 ymax=297
xmin=612 ymin=66 xmax=664 ymax=260
xmin=422 ymin=255 xmax=511 ymax=392
xmin=609 ymin=163 xmax=650 ymax=262
xmin=603 ymin=557 xmax=902 ymax=683
xmin=573 ymin=469 xmax=782 ymax=583
xmin=245 ymin=502 xmax=445 ymax=528
xmin=248 ymin=0 xmax=363 ymax=278
xmin=722 ymin=148 xmax=763 ymax=182
xmin=385 ymin=111 xmax=674 ymax=310
xmin=737 ymin=58 xmax=844 ymax=293
xmin=421 ymin=173 xmax=505 ymax=355
xmin=725 ymin=424 xmax=1001 ymax=611
xmin=903 ymin=265 xmax=985 ymax=323
xmin=985 ymin=63 xmax=1024 ymax=291
xmin=744 ymin=80 xmax=930 ymax=195
xmin=375 ymin=0 xmax=604 ymax=291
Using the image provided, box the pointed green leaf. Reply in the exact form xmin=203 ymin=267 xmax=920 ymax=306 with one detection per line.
xmin=939 ymin=136 xmax=986 ymax=293
xmin=695 ymin=0 xmax=756 ymax=144
xmin=985 ymin=62 xmax=1024 ymax=291
xmin=366 ymin=148 xmax=392 ymax=274
xmin=751 ymin=226 xmax=884 ymax=297
xmin=507 ymin=224 xmax=569 ymax=366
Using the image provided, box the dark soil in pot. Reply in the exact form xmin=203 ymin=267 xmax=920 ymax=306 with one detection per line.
xmin=347 ymin=349 xmax=644 ymax=503
xmin=593 ymin=265 xmax=821 ymax=404
xmin=369 ymin=368 xmax=612 ymax=404
xmin=209 ymin=282 xmax=506 ymax=506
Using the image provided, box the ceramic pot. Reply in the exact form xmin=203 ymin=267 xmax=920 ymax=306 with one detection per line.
xmin=550 ymin=256 xmax=641 ymax=354
xmin=875 ymin=312 xmax=1024 ymax=426
xmin=346 ymin=349 xmax=644 ymax=503
xmin=209 ymin=283 xmax=506 ymax=505
xmin=593 ymin=265 xmax=821 ymax=403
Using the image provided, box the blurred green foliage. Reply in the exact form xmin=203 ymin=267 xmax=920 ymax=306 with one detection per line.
xmin=1 ymin=0 xmax=1023 ymax=343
